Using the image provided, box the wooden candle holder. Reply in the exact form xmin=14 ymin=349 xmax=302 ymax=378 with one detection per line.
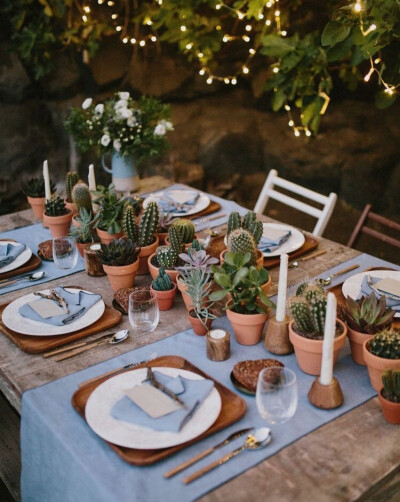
xmin=84 ymin=244 xmax=106 ymax=277
xmin=206 ymin=329 xmax=230 ymax=362
xmin=264 ymin=316 xmax=293 ymax=355
xmin=308 ymin=376 xmax=344 ymax=409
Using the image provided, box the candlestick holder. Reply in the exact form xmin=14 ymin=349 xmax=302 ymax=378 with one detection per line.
xmin=206 ymin=329 xmax=230 ymax=361
xmin=264 ymin=315 xmax=294 ymax=355
xmin=84 ymin=244 xmax=105 ymax=277
xmin=308 ymin=376 xmax=344 ymax=409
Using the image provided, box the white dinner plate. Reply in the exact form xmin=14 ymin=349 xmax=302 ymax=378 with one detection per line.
xmin=259 ymin=223 xmax=305 ymax=257
xmin=342 ymin=270 xmax=400 ymax=318
xmin=2 ymin=287 xmax=105 ymax=336
xmin=85 ymin=367 xmax=222 ymax=449
xmin=0 ymin=241 xmax=32 ymax=275
xmin=142 ymin=189 xmax=210 ymax=217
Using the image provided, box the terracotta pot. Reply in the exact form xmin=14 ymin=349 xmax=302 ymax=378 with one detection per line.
xmin=220 ymin=249 xmax=264 ymax=269
xmin=27 ymin=196 xmax=45 ymax=221
xmin=150 ymin=284 xmax=177 ymax=311
xmin=226 ymin=301 xmax=268 ymax=345
xmin=288 ymin=319 xmax=347 ymax=375
xmin=102 ymin=259 xmax=139 ymax=292
xmin=137 ymin=237 xmax=159 ymax=275
xmin=176 ymin=275 xmax=193 ymax=311
xmin=188 ymin=310 xmax=213 ymax=336
xmin=165 ymin=234 xmax=199 ymax=251
xmin=378 ymin=389 xmax=400 ymax=424
xmin=65 ymin=200 xmax=78 ymax=217
xmin=76 ymin=241 xmax=90 ymax=258
xmin=147 ymin=252 xmax=180 ymax=283
xmin=347 ymin=325 xmax=374 ymax=366
xmin=42 ymin=211 xmax=73 ymax=238
xmin=363 ymin=340 xmax=400 ymax=391
xmin=155 ymin=232 xmax=168 ymax=245
xmin=96 ymin=228 xmax=124 ymax=245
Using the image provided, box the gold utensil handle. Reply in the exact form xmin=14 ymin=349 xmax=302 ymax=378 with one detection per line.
xmin=300 ymin=249 xmax=327 ymax=262
xmin=55 ymin=340 xmax=107 ymax=362
xmin=0 ymin=279 xmax=18 ymax=288
xmin=164 ymin=448 xmax=214 ymax=478
xmin=183 ymin=446 xmax=244 ymax=484
xmin=331 ymin=264 xmax=359 ymax=277
xmin=43 ymin=341 xmax=90 ymax=358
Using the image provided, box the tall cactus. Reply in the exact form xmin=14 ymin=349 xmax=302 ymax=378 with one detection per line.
xmin=227 ymin=211 xmax=241 ymax=235
xmin=382 ymin=369 xmax=400 ymax=402
xmin=72 ymin=182 xmax=92 ymax=213
xmin=168 ymin=225 xmax=184 ymax=255
xmin=310 ymin=295 xmax=327 ymax=335
xmin=171 ymin=218 xmax=195 ymax=244
xmin=290 ymin=297 xmax=314 ymax=334
xmin=227 ymin=228 xmax=258 ymax=265
xmin=139 ymin=201 xmax=159 ymax=247
xmin=156 ymin=246 xmax=178 ymax=269
xmin=65 ymin=172 xmax=79 ymax=203
xmin=227 ymin=210 xmax=263 ymax=245
xmin=122 ymin=204 xmax=139 ymax=242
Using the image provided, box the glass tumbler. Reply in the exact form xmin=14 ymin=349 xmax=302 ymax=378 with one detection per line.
xmin=256 ymin=367 xmax=298 ymax=424
xmin=52 ymin=237 xmax=78 ymax=270
xmin=128 ymin=289 xmax=160 ymax=334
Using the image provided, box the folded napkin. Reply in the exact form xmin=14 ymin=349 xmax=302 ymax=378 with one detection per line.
xmin=111 ymin=371 xmax=214 ymax=433
xmin=0 ymin=243 xmax=26 ymax=269
xmin=258 ymin=230 xmax=292 ymax=253
xmin=358 ymin=276 xmax=400 ymax=312
xmin=157 ymin=190 xmax=199 ymax=214
xmin=19 ymin=287 xmax=102 ymax=325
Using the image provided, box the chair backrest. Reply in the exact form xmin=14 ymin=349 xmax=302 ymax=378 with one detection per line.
xmin=347 ymin=204 xmax=400 ymax=249
xmin=254 ymin=169 xmax=337 ymax=237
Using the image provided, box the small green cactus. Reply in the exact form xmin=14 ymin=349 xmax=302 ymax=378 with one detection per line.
xmin=171 ymin=218 xmax=195 ymax=244
xmin=227 ymin=211 xmax=241 ymax=235
xmin=227 ymin=211 xmax=263 ymax=245
xmin=302 ymin=283 xmax=325 ymax=302
xmin=156 ymin=245 xmax=178 ymax=269
xmin=289 ymin=282 xmax=328 ymax=339
xmin=369 ymin=330 xmax=400 ymax=360
xmin=227 ymin=228 xmax=258 ymax=266
xmin=382 ymin=369 xmax=400 ymax=403
xmin=139 ymin=201 xmax=159 ymax=247
xmin=122 ymin=205 xmax=139 ymax=242
xmin=290 ymin=296 xmax=314 ymax=334
xmin=72 ymin=182 xmax=92 ymax=213
xmin=310 ymin=295 xmax=327 ymax=335
xmin=44 ymin=196 xmax=69 ymax=216
xmin=152 ymin=267 xmax=173 ymax=291
xmin=65 ymin=172 xmax=79 ymax=203
xmin=188 ymin=239 xmax=204 ymax=255
xmin=168 ymin=225 xmax=184 ymax=255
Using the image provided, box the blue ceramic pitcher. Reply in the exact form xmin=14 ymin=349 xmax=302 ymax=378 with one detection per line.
xmin=102 ymin=152 xmax=139 ymax=192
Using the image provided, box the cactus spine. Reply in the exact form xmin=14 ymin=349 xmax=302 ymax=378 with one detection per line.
xmin=227 ymin=211 xmax=241 ymax=235
xmin=290 ymin=297 xmax=314 ymax=333
xmin=310 ymin=296 xmax=327 ymax=335
xmin=227 ymin=228 xmax=258 ymax=266
xmin=72 ymin=182 xmax=92 ymax=213
xmin=227 ymin=210 xmax=263 ymax=245
xmin=168 ymin=225 xmax=184 ymax=255
xmin=152 ymin=267 xmax=173 ymax=291
xmin=369 ymin=330 xmax=400 ymax=359
xmin=139 ymin=201 xmax=159 ymax=247
xmin=289 ymin=281 xmax=328 ymax=339
xmin=156 ymin=246 xmax=178 ymax=269
xmin=65 ymin=172 xmax=79 ymax=203
xmin=171 ymin=218 xmax=195 ymax=244
xmin=122 ymin=205 xmax=139 ymax=242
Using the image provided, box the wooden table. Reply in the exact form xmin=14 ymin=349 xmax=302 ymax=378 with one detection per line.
xmin=0 ymin=177 xmax=399 ymax=501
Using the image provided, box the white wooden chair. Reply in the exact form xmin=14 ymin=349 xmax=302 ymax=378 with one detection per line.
xmin=254 ymin=169 xmax=337 ymax=237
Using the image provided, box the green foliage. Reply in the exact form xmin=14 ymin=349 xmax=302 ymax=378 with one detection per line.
xmin=171 ymin=218 xmax=195 ymax=244
xmin=152 ymin=267 xmax=173 ymax=291
xmin=65 ymin=172 xmax=79 ymax=203
xmin=71 ymin=182 xmax=92 ymax=213
xmin=139 ymin=201 xmax=159 ymax=247
xmin=97 ymin=238 xmax=140 ymax=266
xmin=70 ymin=208 xmax=94 ymax=244
xmin=343 ymin=293 xmax=395 ymax=334
xmin=44 ymin=195 xmax=68 ymax=216
xmin=92 ymin=184 xmax=125 ymax=235
xmin=382 ymin=369 xmax=400 ymax=403
xmin=21 ymin=177 xmax=55 ymax=198
xmin=369 ymin=330 xmax=400 ymax=359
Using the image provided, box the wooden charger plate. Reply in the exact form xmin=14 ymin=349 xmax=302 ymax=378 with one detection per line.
xmin=0 ymin=238 xmax=41 ymax=280
xmin=184 ymin=200 xmax=221 ymax=221
xmin=72 ymin=355 xmax=246 ymax=466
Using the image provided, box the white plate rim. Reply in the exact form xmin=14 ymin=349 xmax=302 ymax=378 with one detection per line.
xmin=2 ymin=287 xmax=105 ymax=336
xmin=142 ymin=189 xmax=210 ymax=217
xmin=85 ymin=366 xmax=222 ymax=450
xmin=0 ymin=241 xmax=32 ymax=274
xmin=260 ymin=223 xmax=305 ymax=257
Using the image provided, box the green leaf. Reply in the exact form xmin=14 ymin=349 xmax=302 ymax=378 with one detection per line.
xmin=209 ymin=289 xmax=227 ymax=301
xmin=375 ymin=90 xmax=397 ymax=109
xmin=260 ymin=34 xmax=294 ymax=57
xmin=321 ymin=21 xmax=351 ymax=47
xmin=213 ymin=272 xmax=231 ymax=289
xmin=271 ymin=90 xmax=286 ymax=112
xmin=233 ymin=268 xmax=248 ymax=287
xmin=301 ymin=95 xmax=325 ymax=126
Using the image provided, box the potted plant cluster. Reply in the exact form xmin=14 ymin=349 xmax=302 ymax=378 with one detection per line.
xmin=150 ymin=267 xmax=177 ymax=311
xmin=64 ymin=171 xmax=79 ymax=216
xmin=42 ymin=195 xmax=73 ymax=238
xmin=70 ymin=208 xmax=96 ymax=257
xmin=96 ymin=238 xmax=141 ymax=291
xmin=210 ymin=251 xmax=274 ymax=345
xmin=93 ymin=184 xmax=126 ymax=244
xmin=363 ymin=329 xmax=400 ymax=391
xmin=288 ymin=282 xmax=347 ymax=375
xmin=340 ymin=293 xmax=395 ymax=365
xmin=378 ymin=369 xmax=400 ymax=424
xmin=21 ymin=177 xmax=55 ymax=220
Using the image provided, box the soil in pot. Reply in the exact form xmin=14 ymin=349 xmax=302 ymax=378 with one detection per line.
xmin=188 ymin=310 xmax=213 ymax=336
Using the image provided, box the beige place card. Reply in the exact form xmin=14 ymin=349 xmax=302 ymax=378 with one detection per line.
xmin=27 ymin=299 xmax=65 ymax=318
xmin=374 ymin=278 xmax=400 ymax=298
xmin=124 ymin=384 xmax=182 ymax=419
xmin=262 ymin=227 xmax=288 ymax=240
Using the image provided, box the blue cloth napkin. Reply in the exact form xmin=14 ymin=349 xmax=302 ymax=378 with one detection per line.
xmin=0 ymin=242 xmax=26 ymax=268
xmin=111 ymin=371 xmax=214 ymax=432
xmin=157 ymin=190 xmax=199 ymax=214
xmin=19 ymin=287 xmax=102 ymax=325
xmin=359 ymin=275 xmax=400 ymax=311
xmin=258 ymin=231 xmax=292 ymax=253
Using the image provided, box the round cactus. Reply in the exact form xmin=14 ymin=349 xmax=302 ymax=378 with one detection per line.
xmin=168 ymin=225 xmax=184 ymax=255
xmin=139 ymin=201 xmax=159 ymax=247
xmin=227 ymin=228 xmax=258 ymax=266
xmin=227 ymin=211 xmax=241 ymax=235
xmin=290 ymin=296 xmax=314 ymax=334
xmin=122 ymin=205 xmax=139 ymax=243
xmin=310 ymin=295 xmax=327 ymax=335
xmin=171 ymin=218 xmax=195 ymax=244
xmin=72 ymin=182 xmax=92 ymax=213
xmin=369 ymin=330 xmax=400 ymax=360
xmin=302 ymin=283 xmax=325 ymax=302
xmin=156 ymin=246 xmax=178 ymax=269
xmin=65 ymin=172 xmax=79 ymax=203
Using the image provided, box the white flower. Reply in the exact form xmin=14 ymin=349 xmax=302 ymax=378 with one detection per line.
xmin=82 ymin=98 xmax=92 ymax=109
xmin=127 ymin=116 xmax=137 ymax=127
xmin=154 ymin=124 xmax=166 ymax=136
xmin=118 ymin=92 xmax=130 ymax=100
xmin=95 ymin=103 xmax=104 ymax=116
xmin=160 ymin=119 xmax=174 ymax=131
xmin=113 ymin=139 xmax=121 ymax=152
xmin=101 ymin=134 xmax=111 ymax=147
xmin=114 ymin=99 xmax=128 ymax=110
xmin=120 ymin=108 xmax=133 ymax=119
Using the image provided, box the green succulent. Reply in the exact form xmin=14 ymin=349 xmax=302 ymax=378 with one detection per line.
xmin=96 ymin=238 xmax=140 ymax=267
xmin=382 ymin=370 xmax=400 ymax=403
xmin=70 ymin=208 xmax=94 ymax=244
xmin=93 ymin=184 xmax=126 ymax=235
xmin=21 ymin=177 xmax=55 ymax=198
xmin=168 ymin=225 xmax=184 ymax=255
xmin=152 ymin=267 xmax=173 ymax=291
xmin=156 ymin=245 xmax=179 ymax=269
xmin=369 ymin=330 xmax=400 ymax=360
xmin=343 ymin=293 xmax=395 ymax=334
xmin=122 ymin=204 xmax=139 ymax=242
xmin=44 ymin=196 xmax=69 ymax=216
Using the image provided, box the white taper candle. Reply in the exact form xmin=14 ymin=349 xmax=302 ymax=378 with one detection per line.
xmin=275 ymin=253 xmax=288 ymax=322
xmin=320 ymin=292 xmax=337 ymax=385
xmin=43 ymin=160 xmax=51 ymax=201
xmin=88 ymin=164 xmax=97 ymax=213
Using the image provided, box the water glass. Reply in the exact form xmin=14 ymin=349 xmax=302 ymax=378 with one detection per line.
xmin=256 ymin=367 xmax=298 ymax=424
xmin=52 ymin=237 xmax=78 ymax=270
xmin=128 ymin=289 xmax=160 ymax=334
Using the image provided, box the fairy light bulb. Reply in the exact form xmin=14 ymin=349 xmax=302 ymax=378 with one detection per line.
xmin=288 ymin=120 xmax=294 ymax=127
xmin=258 ymin=13 xmax=264 ymax=20
xmin=98 ymin=0 xmax=104 ymax=4
xmin=186 ymin=43 xmax=193 ymax=49
xmin=111 ymin=14 xmax=117 ymax=19
xmin=242 ymin=66 xmax=249 ymax=74
xmin=216 ymin=3 xmax=222 ymax=9
xmin=354 ymin=2 xmax=362 ymax=13
xmin=224 ymin=78 xmax=230 ymax=84
xmin=237 ymin=11 xmax=245 ymax=19
xmin=130 ymin=38 xmax=136 ymax=44
xmin=231 ymin=78 xmax=237 ymax=85
xmin=151 ymin=36 xmax=157 ymax=42
xmin=249 ymin=48 xmax=256 ymax=55
xmin=198 ymin=52 xmax=204 ymax=58
xmin=199 ymin=68 xmax=205 ymax=75
xmin=122 ymin=37 xmax=128 ymax=43
xmin=273 ymin=67 xmax=279 ymax=73
xmin=266 ymin=2 xmax=272 ymax=7
xmin=207 ymin=77 xmax=213 ymax=84
xmin=116 ymin=26 xmax=122 ymax=32
xmin=82 ymin=15 xmax=88 ymax=22
xmin=385 ymin=87 xmax=394 ymax=95
xmin=245 ymin=25 xmax=252 ymax=32
xmin=83 ymin=6 xmax=90 ymax=13
xmin=305 ymin=129 xmax=312 ymax=137
xmin=364 ymin=24 xmax=376 ymax=35
xmin=139 ymin=40 xmax=146 ymax=46
xmin=180 ymin=25 xmax=187 ymax=32
xmin=242 ymin=35 xmax=250 ymax=42
xmin=265 ymin=19 xmax=271 ymax=26
xmin=364 ymin=68 xmax=374 ymax=82
xmin=284 ymin=105 xmax=291 ymax=111
xmin=223 ymin=35 xmax=229 ymax=42
xmin=281 ymin=30 xmax=287 ymax=36
xmin=294 ymin=129 xmax=300 ymax=137
xmin=107 ymin=0 xmax=114 ymax=5
xmin=275 ymin=10 xmax=280 ymax=16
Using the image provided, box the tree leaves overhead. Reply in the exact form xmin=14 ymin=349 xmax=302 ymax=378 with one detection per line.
xmin=321 ymin=21 xmax=351 ymax=47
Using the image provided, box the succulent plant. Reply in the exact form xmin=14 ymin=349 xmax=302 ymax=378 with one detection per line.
xmin=122 ymin=204 xmax=139 ymax=242
xmin=187 ymin=239 xmax=204 ymax=254
xmin=168 ymin=225 xmax=184 ymax=255
xmin=156 ymin=245 xmax=179 ymax=269
xmin=226 ymin=211 xmax=263 ymax=245
xmin=70 ymin=208 xmax=94 ymax=244
xmin=171 ymin=218 xmax=196 ymax=244
xmin=65 ymin=172 xmax=79 ymax=203
xmin=369 ymin=330 xmax=400 ymax=360
xmin=177 ymin=249 xmax=219 ymax=270
xmin=289 ymin=282 xmax=328 ymax=339
xmin=342 ymin=293 xmax=395 ymax=334
xmin=21 ymin=177 xmax=55 ymax=198
xmin=152 ymin=267 xmax=173 ymax=291
xmin=96 ymin=238 xmax=140 ymax=266
xmin=92 ymin=184 xmax=125 ymax=235
xmin=227 ymin=228 xmax=258 ymax=266
xmin=72 ymin=182 xmax=93 ymax=213
xmin=179 ymin=267 xmax=217 ymax=328
xmin=158 ymin=211 xmax=174 ymax=232
xmin=44 ymin=196 xmax=69 ymax=216
xmin=139 ymin=201 xmax=159 ymax=247
xmin=382 ymin=369 xmax=400 ymax=403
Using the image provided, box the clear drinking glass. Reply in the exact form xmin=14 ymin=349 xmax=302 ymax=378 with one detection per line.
xmin=52 ymin=237 xmax=78 ymax=270
xmin=128 ymin=289 xmax=160 ymax=334
xmin=256 ymin=367 xmax=298 ymax=424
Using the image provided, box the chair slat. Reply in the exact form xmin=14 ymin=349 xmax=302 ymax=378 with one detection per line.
xmin=362 ymin=226 xmax=400 ymax=248
xmin=268 ymin=189 xmax=322 ymax=219
xmin=274 ymin=176 xmax=328 ymax=205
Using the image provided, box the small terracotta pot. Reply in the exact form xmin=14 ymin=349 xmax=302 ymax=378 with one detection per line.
xmin=176 ymin=275 xmax=193 ymax=311
xmin=378 ymin=389 xmax=400 ymax=424
xmin=226 ymin=301 xmax=268 ymax=345
xmin=147 ymin=253 xmax=180 ymax=283
xmin=137 ymin=237 xmax=159 ymax=275
xmin=102 ymin=259 xmax=139 ymax=292
xmin=27 ymin=196 xmax=45 ymax=220
xmin=76 ymin=241 xmax=90 ymax=258
xmin=65 ymin=200 xmax=78 ymax=217
xmin=288 ymin=319 xmax=347 ymax=375
xmin=188 ymin=310 xmax=213 ymax=336
xmin=165 ymin=234 xmax=199 ymax=251
xmin=155 ymin=232 xmax=168 ymax=245
xmin=96 ymin=228 xmax=124 ymax=245
xmin=363 ymin=340 xmax=400 ymax=391
xmin=42 ymin=211 xmax=73 ymax=238
xmin=220 ymin=249 xmax=264 ymax=269
xmin=150 ymin=284 xmax=177 ymax=311
xmin=347 ymin=325 xmax=374 ymax=366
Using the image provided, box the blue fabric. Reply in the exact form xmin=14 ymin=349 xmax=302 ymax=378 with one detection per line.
xmin=0 ymin=223 xmax=84 ymax=295
xmin=19 ymin=287 xmax=102 ymax=326
xmin=359 ymin=275 xmax=400 ymax=310
xmin=20 ymin=253 xmax=399 ymax=502
xmin=158 ymin=190 xmax=200 ymax=214
xmin=258 ymin=231 xmax=292 ymax=253
xmin=111 ymin=373 xmax=214 ymax=432
xmin=0 ymin=242 xmax=26 ymax=268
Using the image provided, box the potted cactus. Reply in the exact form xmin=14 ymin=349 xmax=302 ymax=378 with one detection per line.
xmin=363 ymin=330 xmax=400 ymax=391
xmin=156 ymin=211 xmax=174 ymax=244
xmin=340 ymin=293 xmax=395 ymax=365
xmin=93 ymin=184 xmax=126 ymax=244
xmin=96 ymin=238 xmax=141 ymax=291
xmin=165 ymin=218 xmax=197 ymax=250
xmin=378 ymin=369 xmax=400 ymax=424
xmin=70 ymin=208 xmax=95 ymax=257
xmin=21 ymin=177 xmax=56 ymax=220
xmin=147 ymin=225 xmax=184 ymax=283
xmin=42 ymin=195 xmax=73 ymax=237
xmin=65 ymin=172 xmax=79 ymax=216
xmin=288 ymin=282 xmax=347 ymax=375
xmin=71 ymin=181 xmax=93 ymax=226
xmin=150 ymin=267 xmax=177 ymax=311
xmin=223 ymin=227 xmax=264 ymax=269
